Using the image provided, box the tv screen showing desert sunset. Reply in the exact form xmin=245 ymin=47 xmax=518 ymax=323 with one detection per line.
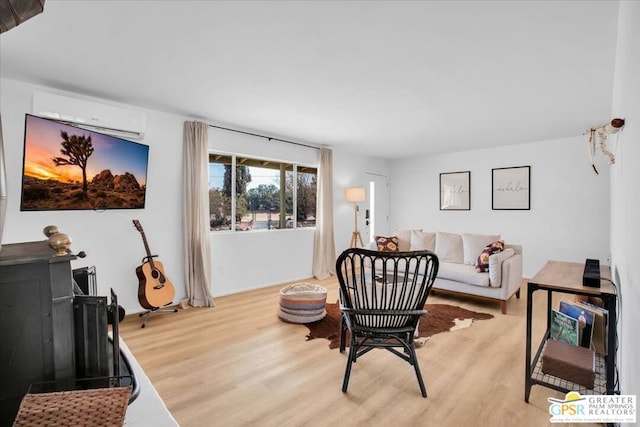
xmin=20 ymin=114 xmax=149 ymax=210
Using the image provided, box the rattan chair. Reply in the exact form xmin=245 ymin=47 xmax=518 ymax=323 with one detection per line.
xmin=336 ymin=248 xmax=439 ymax=397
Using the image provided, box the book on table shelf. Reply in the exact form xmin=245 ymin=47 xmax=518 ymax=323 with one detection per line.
xmin=550 ymin=309 xmax=579 ymax=346
xmin=574 ymin=300 xmax=608 ymax=355
xmin=559 ymin=300 xmax=594 ymax=350
xmin=542 ymin=339 xmax=596 ymax=389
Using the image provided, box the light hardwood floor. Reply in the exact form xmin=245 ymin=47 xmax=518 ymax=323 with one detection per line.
xmin=119 ymin=278 xmax=601 ymax=427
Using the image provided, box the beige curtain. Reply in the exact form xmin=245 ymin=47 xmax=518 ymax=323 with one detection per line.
xmin=312 ymin=147 xmax=337 ymax=279
xmin=182 ymin=121 xmax=215 ymax=307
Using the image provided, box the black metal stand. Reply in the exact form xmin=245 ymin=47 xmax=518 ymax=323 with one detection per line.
xmin=139 ymin=304 xmax=178 ymax=328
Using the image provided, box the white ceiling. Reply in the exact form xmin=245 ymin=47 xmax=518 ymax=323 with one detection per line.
xmin=0 ymin=1 xmax=620 ymax=159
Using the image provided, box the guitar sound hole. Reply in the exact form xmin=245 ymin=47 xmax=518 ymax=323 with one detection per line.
xmin=151 ymin=269 xmax=165 ymax=284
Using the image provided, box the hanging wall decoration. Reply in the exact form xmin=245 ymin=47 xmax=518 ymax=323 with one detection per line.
xmin=440 ymin=171 xmax=470 ymax=210
xmin=585 ymin=118 xmax=625 ymax=175
xmin=492 ymin=166 xmax=530 ymax=210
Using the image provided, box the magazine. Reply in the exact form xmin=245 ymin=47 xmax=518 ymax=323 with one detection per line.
xmin=559 ymin=300 xmax=595 ymax=349
xmin=550 ymin=309 xmax=579 ymax=346
xmin=575 ymin=301 xmax=608 ymax=355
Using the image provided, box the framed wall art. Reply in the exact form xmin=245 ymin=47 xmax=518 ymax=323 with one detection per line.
xmin=492 ymin=166 xmax=530 ymax=210
xmin=439 ymin=171 xmax=470 ymax=210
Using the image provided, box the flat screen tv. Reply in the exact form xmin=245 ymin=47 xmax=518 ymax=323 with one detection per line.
xmin=20 ymin=114 xmax=149 ymax=211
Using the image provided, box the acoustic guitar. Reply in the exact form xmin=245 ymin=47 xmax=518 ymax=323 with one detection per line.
xmin=133 ymin=219 xmax=175 ymax=309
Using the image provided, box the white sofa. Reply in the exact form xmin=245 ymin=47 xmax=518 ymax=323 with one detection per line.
xmin=368 ymin=230 xmax=523 ymax=314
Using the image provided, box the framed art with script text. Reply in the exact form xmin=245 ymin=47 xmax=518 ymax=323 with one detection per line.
xmin=492 ymin=166 xmax=530 ymax=210
xmin=440 ymin=171 xmax=470 ymax=210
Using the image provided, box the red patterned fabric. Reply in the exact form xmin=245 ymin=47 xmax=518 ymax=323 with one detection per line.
xmin=475 ymin=240 xmax=505 ymax=272
xmin=375 ymin=235 xmax=399 ymax=252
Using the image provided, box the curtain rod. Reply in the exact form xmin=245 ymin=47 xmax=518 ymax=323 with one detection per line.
xmin=208 ymin=124 xmax=320 ymax=150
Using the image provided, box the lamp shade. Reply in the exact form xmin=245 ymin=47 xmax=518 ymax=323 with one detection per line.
xmin=344 ymin=187 xmax=365 ymax=203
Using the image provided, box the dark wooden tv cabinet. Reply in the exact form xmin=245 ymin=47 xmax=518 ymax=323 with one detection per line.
xmin=0 ymin=240 xmax=77 ymax=426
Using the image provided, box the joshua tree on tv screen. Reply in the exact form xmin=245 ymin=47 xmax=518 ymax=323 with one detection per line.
xmin=21 ymin=114 xmax=149 ymax=211
xmin=52 ymin=130 xmax=94 ymax=194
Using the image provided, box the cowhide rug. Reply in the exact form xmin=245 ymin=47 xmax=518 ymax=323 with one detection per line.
xmin=300 ymin=302 xmax=493 ymax=349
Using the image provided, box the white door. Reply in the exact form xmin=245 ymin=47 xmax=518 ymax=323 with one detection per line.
xmin=364 ymin=173 xmax=390 ymax=244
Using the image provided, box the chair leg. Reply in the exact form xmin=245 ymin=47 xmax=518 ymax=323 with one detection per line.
xmin=339 ymin=315 xmax=347 ymax=353
xmin=342 ymin=337 xmax=356 ymax=393
xmin=408 ymin=346 xmax=427 ymax=398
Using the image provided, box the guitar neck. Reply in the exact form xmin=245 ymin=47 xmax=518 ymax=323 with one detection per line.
xmin=139 ymin=230 xmax=156 ymax=269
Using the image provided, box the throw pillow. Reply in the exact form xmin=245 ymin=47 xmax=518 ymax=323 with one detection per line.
xmin=462 ymin=233 xmax=500 ymax=265
xmin=410 ymin=230 xmax=436 ymax=252
xmin=475 ymin=240 xmax=505 ymax=272
xmin=393 ymin=229 xmax=421 ymax=251
xmin=375 ymin=235 xmax=399 ymax=252
xmin=434 ymin=232 xmax=464 ymax=263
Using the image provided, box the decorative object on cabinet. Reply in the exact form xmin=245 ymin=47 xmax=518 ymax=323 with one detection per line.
xmin=47 ymin=231 xmax=72 ymax=256
xmin=42 ymin=225 xmax=74 ymax=256
xmin=43 ymin=224 xmax=59 ymax=237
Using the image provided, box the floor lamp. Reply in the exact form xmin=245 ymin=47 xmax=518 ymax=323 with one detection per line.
xmin=344 ymin=187 xmax=365 ymax=248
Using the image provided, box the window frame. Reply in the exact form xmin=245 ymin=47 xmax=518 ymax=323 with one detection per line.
xmin=208 ymin=151 xmax=317 ymax=233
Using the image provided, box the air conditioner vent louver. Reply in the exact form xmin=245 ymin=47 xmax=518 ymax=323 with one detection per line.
xmin=33 ymin=92 xmax=147 ymax=140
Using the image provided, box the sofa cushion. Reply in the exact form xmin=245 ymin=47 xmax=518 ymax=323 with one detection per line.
xmin=462 ymin=233 xmax=500 ymax=265
xmin=410 ymin=230 xmax=436 ymax=252
xmin=435 ymin=232 xmax=464 ymax=263
xmin=438 ymin=262 xmax=490 ymax=287
xmin=375 ymin=235 xmax=399 ymax=252
xmin=475 ymin=240 xmax=505 ymax=272
xmin=488 ymin=248 xmax=515 ymax=287
xmin=393 ymin=229 xmax=421 ymax=251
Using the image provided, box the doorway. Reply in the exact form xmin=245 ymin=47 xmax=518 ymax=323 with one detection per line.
xmin=364 ymin=173 xmax=390 ymax=244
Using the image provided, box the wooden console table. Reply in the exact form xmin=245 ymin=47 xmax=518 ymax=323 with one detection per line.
xmin=524 ymin=260 xmax=617 ymax=402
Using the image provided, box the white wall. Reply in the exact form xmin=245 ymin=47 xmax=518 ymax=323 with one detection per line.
xmin=610 ymin=0 xmax=639 ymax=399
xmin=389 ymin=136 xmax=611 ymax=278
xmin=0 ymin=78 xmax=187 ymax=313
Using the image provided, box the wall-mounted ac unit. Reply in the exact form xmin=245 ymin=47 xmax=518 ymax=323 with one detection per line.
xmin=33 ymin=92 xmax=147 ymax=140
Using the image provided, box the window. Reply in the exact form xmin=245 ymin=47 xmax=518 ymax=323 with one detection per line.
xmin=208 ymin=154 xmax=316 ymax=232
